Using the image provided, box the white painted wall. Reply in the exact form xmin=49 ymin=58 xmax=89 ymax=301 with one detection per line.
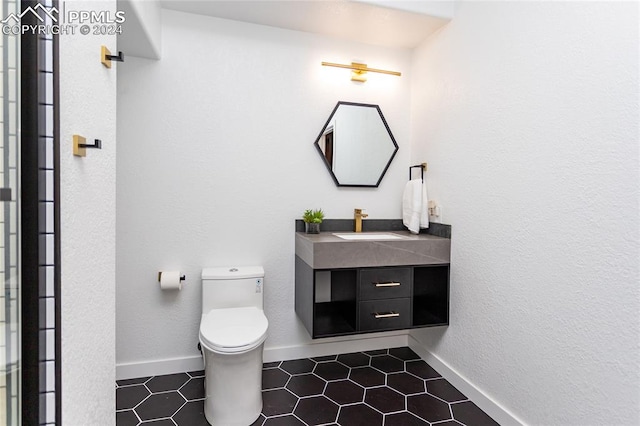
xmin=59 ymin=1 xmax=117 ymax=423
xmin=116 ymin=10 xmax=411 ymax=370
xmin=410 ymin=1 xmax=639 ymax=425
xmin=118 ymin=0 xmax=162 ymax=59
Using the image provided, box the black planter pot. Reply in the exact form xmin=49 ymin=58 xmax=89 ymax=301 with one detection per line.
xmin=305 ymin=222 xmax=321 ymax=234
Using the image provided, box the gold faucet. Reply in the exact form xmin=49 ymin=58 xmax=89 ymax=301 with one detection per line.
xmin=354 ymin=209 xmax=368 ymax=232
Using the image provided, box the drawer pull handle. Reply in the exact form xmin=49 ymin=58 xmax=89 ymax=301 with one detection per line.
xmin=373 ymin=312 xmax=400 ymax=319
xmin=374 ymin=282 xmax=401 ymax=287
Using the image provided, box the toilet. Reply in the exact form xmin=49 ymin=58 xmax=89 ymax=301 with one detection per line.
xmin=199 ymin=266 xmax=269 ymax=426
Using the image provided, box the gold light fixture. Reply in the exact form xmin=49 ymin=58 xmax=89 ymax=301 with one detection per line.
xmin=321 ymin=61 xmax=401 ymax=82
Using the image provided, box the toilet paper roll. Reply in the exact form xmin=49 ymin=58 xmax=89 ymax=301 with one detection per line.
xmin=159 ymin=271 xmax=182 ymax=290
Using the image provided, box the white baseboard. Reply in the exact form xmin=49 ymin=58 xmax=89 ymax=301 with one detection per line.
xmin=408 ymin=335 xmax=525 ymax=426
xmin=116 ymin=332 xmax=409 ymax=380
xmin=116 ymin=355 xmax=204 ymax=381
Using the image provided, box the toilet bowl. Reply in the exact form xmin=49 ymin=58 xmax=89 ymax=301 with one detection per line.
xmin=199 ymin=267 xmax=268 ymax=426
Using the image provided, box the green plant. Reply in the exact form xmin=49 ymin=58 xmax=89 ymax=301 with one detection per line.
xmin=302 ymin=209 xmax=325 ymax=224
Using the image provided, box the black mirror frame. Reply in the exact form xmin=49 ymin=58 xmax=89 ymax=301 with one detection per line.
xmin=313 ymin=101 xmax=399 ymax=188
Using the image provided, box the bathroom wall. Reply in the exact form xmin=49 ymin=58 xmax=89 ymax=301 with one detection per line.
xmin=59 ymin=0 xmax=117 ymax=424
xmin=118 ymin=0 xmax=162 ymax=59
xmin=116 ymin=10 xmax=411 ymax=372
xmin=410 ymin=1 xmax=639 ymax=425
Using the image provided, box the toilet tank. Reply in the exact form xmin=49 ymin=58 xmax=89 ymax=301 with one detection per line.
xmin=201 ymin=266 xmax=264 ymax=313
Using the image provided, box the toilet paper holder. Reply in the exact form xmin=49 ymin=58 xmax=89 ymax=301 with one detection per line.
xmin=157 ymin=272 xmax=186 ymax=282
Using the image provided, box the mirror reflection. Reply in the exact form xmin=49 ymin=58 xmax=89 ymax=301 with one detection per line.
xmin=314 ymin=102 xmax=398 ymax=187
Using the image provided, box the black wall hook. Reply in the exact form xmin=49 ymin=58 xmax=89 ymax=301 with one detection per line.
xmin=106 ymin=51 xmax=124 ymax=62
xmin=79 ymin=139 xmax=102 ymax=149
xmin=73 ymin=135 xmax=102 ymax=157
xmin=101 ymin=46 xmax=124 ymax=68
xmin=180 ymin=275 xmax=186 ymax=282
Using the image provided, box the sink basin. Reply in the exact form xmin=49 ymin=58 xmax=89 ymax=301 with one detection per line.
xmin=332 ymin=232 xmax=407 ymax=241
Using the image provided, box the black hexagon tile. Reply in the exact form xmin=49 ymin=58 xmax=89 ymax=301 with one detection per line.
xmin=389 ymin=347 xmax=421 ymax=361
xmin=407 ymin=393 xmax=453 ymax=423
xmin=115 ymin=410 xmax=139 ymax=426
xmin=262 ymin=388 xmax=298 ymax=417
xmin=314 ymin=361 xmax=349 ymax=381
xmin=286 ymin=373 xmax=326 ymax=397
xmin=406 ymin=359 xmax=442 ymax=380
xmin=116 ymin=384 xmax=150 ymax=410
xmin=370 ymin=354 xmax=405 ymax=373
xmin=387 ymin=372 xmax=426 ymax=395
xmin=336 ymin=352 xmax=370 ymax=368
xmin=427 ymin=378 xmax=467 ymax=403
xmin=338 ymin=403 xmax=383 ymax=426
xmin=114 ymin=347 xmax=498 ymax=426
xmin=312 ymin=354 xmax=337 ymax=362
xmin=385 ymin=411 xmax=429 ymax=426
xmin=173 ymin=400 xmax=209 ymax=426
xmin=116 ymin=376 xmax=150 ymax=387
xmin=349 ymin=366 xmax=386 ymax=388
xmin=294 ymin=395 xmax=339 ymax=425
xmin=280 ymin=358 xmax=316 ymax=375
xmin=141 ymin=419 xmax=175 ymax=426
xmin=263 ymin=414 xmax=304 ymax=425
xmin=179 ymin=377 xmax=204 ymax=401
xmin=262 ymin=368 xmax=290 ymax=390
xmin=452 ymin=400 xmax=500 ymax=426
xmin=146 ymin=373 xmax=190 ymax=393
xmin=135 ymin=392 xmax=186 ymax=421
xmin=324 ymin=380 xmax=364 ymax=405
xmin=365 ymin=386 xmax=405 ymax=413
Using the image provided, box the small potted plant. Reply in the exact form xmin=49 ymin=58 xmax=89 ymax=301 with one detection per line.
xmin=302 ymin=209 xmax=325 ymax=234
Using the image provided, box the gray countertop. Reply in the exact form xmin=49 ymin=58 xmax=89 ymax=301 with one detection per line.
xmin=295 ymin=231 xmax=451 ymax=269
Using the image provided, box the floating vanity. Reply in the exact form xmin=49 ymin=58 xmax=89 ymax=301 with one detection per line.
xmin=295 ymin=228 xmax=451 ymax=339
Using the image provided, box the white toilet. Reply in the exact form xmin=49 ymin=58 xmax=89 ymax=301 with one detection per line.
xmin=199 ymin=266 xmax=269 ymax=426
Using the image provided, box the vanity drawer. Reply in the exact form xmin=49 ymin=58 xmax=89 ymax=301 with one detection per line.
xmin=359 ymin=268 xmax=411 ymax=300
xmin=359 ymin=298 xmax=411 ymax=332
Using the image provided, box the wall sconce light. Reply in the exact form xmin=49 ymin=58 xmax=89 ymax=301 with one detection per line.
xmin=321 ymin=61 xmax=401 ymax=82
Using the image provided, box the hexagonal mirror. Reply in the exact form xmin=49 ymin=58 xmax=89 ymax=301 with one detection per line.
xmin=314 ymin=101 xmax=399 ymax=187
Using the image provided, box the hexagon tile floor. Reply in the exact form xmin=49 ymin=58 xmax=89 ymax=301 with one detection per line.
xmin=116 ymin=347 xmax=499 ymax=426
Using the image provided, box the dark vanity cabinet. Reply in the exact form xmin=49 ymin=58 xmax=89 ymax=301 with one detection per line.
xmin=295 ymin=257 xmax=449 ymax=339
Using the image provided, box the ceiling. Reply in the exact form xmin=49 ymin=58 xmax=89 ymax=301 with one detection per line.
xmin=161 ymin=0 xmax=454 ymax=49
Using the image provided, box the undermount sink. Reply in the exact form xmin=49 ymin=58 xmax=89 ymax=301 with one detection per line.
xmin=332 ymin=232 xmax=407 ymax=241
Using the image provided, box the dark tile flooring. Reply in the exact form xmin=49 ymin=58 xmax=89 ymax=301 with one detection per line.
xmin=116 ymin=347 xmax=499 ymax=426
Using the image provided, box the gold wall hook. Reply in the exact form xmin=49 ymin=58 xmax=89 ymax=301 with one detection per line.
xmin=73 ymin=134 xmax=86 ymax=157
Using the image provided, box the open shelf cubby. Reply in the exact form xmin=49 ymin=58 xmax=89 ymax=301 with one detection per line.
xmin=412 ymin=265 xmax=449 ymax=327
xmin=313 ymin=269 xmax=357 ymax=338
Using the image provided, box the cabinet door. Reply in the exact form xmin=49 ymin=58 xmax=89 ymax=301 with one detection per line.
xmin=359 ymin=298 xmax=411 ymax=331
xmin=359 ymin=267 xmax=411 ymax=300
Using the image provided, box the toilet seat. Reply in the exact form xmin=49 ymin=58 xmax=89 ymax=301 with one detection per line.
xmin=199 ymin=306 xmax=268 ymax=354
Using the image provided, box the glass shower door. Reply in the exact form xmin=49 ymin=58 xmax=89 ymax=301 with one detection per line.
xmin=0 ymin=0 xmax=21 ymax=423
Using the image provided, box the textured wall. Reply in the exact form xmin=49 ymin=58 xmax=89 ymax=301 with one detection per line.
xmin=116 ymin=10 xmax=411 ymax=368
xmin=409 ymin=1 xmax=639 ymax=425
xmin=59 ymin=1 xmax=117 ymax=423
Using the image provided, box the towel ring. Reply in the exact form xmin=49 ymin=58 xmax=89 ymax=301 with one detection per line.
xmin=409 ymin=163 xmax=427 ymax=182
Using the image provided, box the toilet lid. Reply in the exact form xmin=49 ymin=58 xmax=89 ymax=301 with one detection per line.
xmin=200 ymin=307 xmax=268 ymax=353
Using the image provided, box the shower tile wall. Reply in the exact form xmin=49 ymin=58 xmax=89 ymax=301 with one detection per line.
xmin=37 ymin=0 xmax=58 ymax=423
xmin=1 ymin=0 xmax=20 ymax=423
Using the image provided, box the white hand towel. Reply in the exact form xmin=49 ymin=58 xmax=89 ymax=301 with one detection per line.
xmin=420 ymin=179 xmax=429 ymax=229
xmin=402 ymin=179 xmax=422 ymax=234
